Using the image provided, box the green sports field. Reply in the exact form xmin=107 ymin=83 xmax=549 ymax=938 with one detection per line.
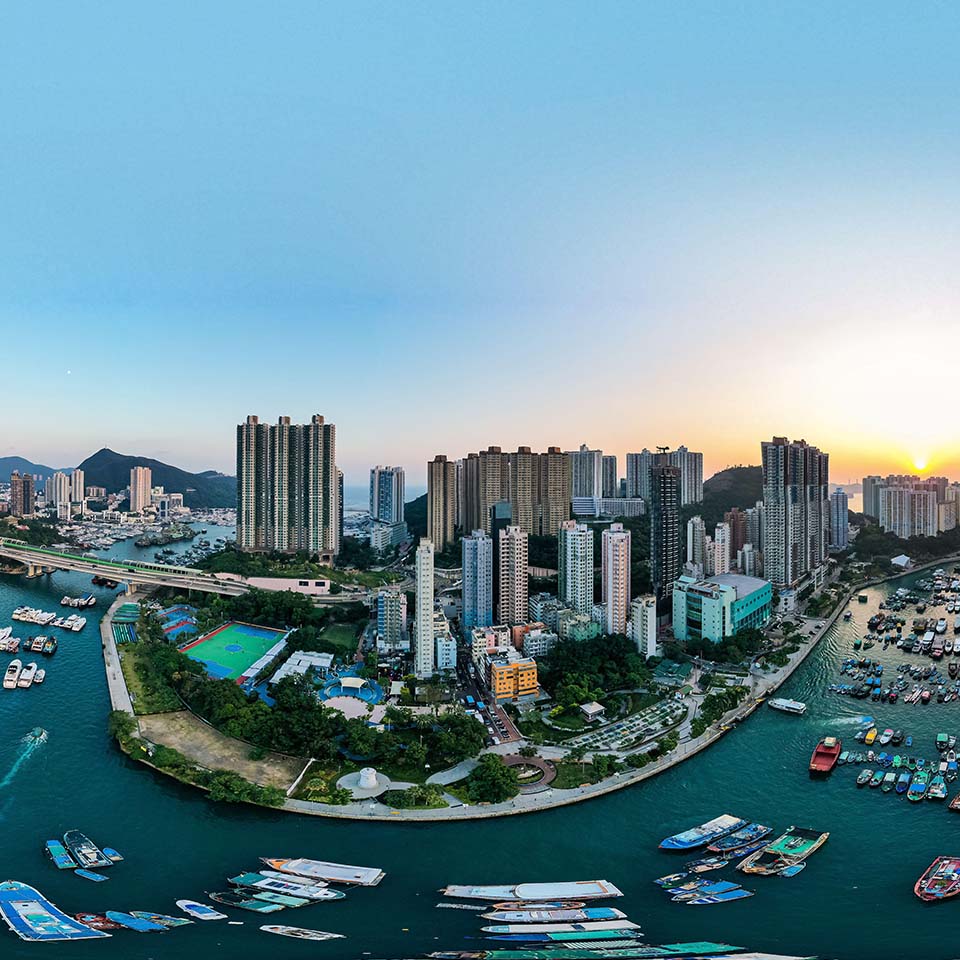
xmin=180 ymin=621 xmax=285 ymax=681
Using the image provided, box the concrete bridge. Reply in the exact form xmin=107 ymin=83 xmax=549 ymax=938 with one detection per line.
xmin=0 ymin=538 xmax=251 ymax=596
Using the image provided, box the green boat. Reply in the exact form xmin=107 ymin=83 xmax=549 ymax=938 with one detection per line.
xmin=853 ymin=638 xmax=863 ymax=650
xmin=907 ymin=757 xmax=918 ymax=771
xmin=893 ymin=755 xmax=902 ymax=768
xmin=937 ymin=733 xmax=949 ymax=751
xmin=908 ymin=770 xmax=930 ymax=802
xmin=881 ymin=772 xmax=897 ymax=792
xmin=869 ymin=770 xmax=885 ymax=787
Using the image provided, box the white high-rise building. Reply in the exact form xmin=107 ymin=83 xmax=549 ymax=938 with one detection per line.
xmin=498 ymin=525 xmax=529 ymax=626
xmin=369 ymin=465 xmax=404 ymax=524
xmin=601 ymin=522 xmax=631 ymax=635
xmin=668 ymin=446 xmax=704 ymax=505
xmin=567 ymin=444 xmax=603 ymax=499
xmin=879 ymin=485 xmax=938 ymax=539
xmin=129 ymin=466 xmax=153 ymax=514
xmin=70 ymin=469 xmax=85 ymax=504
xmin=558 ymin=520 xmax=594 ymax=615
xmin=630 ymin=595 xmax=658 ymax=657
xmin=686 ymin=516 xmax=706 ymax=568
xmin=830 ymin=488 xmax=849 ymax=549
xmin=414 ymin=538 xmax=435 ymax=678
xmin=712 ymin=522 xmax=731 ymax=575
xmin=462 ymin=529 xmax=493 ymax=630
xmin=47 ymin=472 xmax=71 ymax=508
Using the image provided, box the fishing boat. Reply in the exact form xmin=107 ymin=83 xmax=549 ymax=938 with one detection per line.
xmin=937 ymin=733 xmax=950 ymax=752
xmin=74 ymin=913 xmax=122 ymax=931
xmin=229 ymin=873 xmax=344 ymax=900
xmin=779 ymin=863 xmax=806 ymax=878
xmin=75 ymin=869 xmax=108 ymax=883
xmin=63 ymin=830 xmax=111 ymax=869
xmin=686 ymin=889 xmax=755 ymax=905
xmin=176 ymin=900 xmax=226 ymax=920
xmin=129 ymin=912 xmax=193 ymax=928
xmin=838 ymin=750 xmax=849 ymax=765
xmin=658 ymin=815 xmax=747 ymax=850
xmin=481 ymin=908 xmax=626 ymax=923
xmin=929 ymin=775 xmax=948 ymax=800
xmin=706 ymin=821 xmax=772 ymax=853
xmin=652 ymin=873 xmax=688 ymax=887
xmin=0 ymin=881 xmax=109 ymax=941
xmin=767 ymin=698 xmax=806 ymax=715
xmin=950 ymin=793 xmax=960 ymax=811
xmin=857 ymin=769 xmax=873 ymax=787
xmin=881 ymin=772 xmax=897 ymax=792
xmin=441 ymin=881 xmax=624 ymax=901
xmin=666 ymin=879 xmax=708 ymax=895
xmin=44 ymin=840 xmax=77 ymax=870
xmin=105 ymin=911 xmax=167 ymax=932
xmin=260 ymin=925 xmax=345 ymax=940
xmin=869 ymin=769 xmax=884 ymax=787
xmin=908 ymin=770 xmax=930 ymax=802
xmin=737 ymin=827 xmax=830 ymax=875
xmin=809 ymin=737 xmax=842 ymax=774
xmin=207 ymin=891 xmax=286 ymax=913
xmin=481 ymin=920 xmax=641 ymax=934
xmin=261 ymin=858 xmax=385 ymax=886
xmin=914 ymin=857 xmax=960 ymax=901
xmin=864 ymin=727 xmax=878 ymax=745
xmin=685 ymin=857 xmax=728 ymax=874
xmin=897 ymin=772 xmax=912 ymax=794
xmin=671 ymin=880 xmax=741 ymax=903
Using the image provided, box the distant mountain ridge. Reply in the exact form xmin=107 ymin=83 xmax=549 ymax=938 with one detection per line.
xmin=78 ymin=448 xmax=236 ymax=508
xmin=0 ymin=456 xmax=67 ymax=483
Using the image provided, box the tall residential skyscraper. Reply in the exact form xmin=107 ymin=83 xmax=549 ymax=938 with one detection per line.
xmin=649 ymin=459 xmax=681 ymax=599
xmin=129 ymin=466 xmax=152 ymax=514
xmin=761 ymin=437 xmax=830 ymax=589
xmin=537 ymin=446 xmax=571 ymax=536
xmin=47 ymin=471 xmax=71 ymax=508
xmin=490 ymin=500 xmax=512 ymax=613
xmin=426 ymin=455 xmax=456 ymax=550
xmin=601 ymin=522 xmax=631 ymax=635
xmin=686 ymin=515 xmax=707 ymax=568
xmin=862 ymin=475 xmax=883 ymax=520
xmin=668 ymin=446 xmax=704 ymax=505
xmin=568 ymin=444 xmax=603 ymax=499
xmin=498 ymin=525 xmax=529 ymax=626
xmin=625 ymin=449 xmax=654 ymax=500
xmin=236 ymin=414 xmax=339 ymax=555
xmin=630 ymin=595 xmax=658 ymax=657
xmin=510 ymin=447 xmax=538 ymax=534
xmin=712 ymin=522 xmax=731 ymax=575
xmin=462 ymin=529 xmax=493 ymax=630
xmin=370 ymin=465 xmax=404 ymax=524
xmin=745 ymin=500 xmax=765 ymax=549
xmin=724 ymin=507 xmax=748 ymax=554
xmin=414 ymin=539 xmax=435 ymax=678
xmin=558 ymin=520 xmax=594 ymax=614
xmin=878 ymin=484 xmax=938 ymax=538
xmin=70 ymin=469 xmax=86 ymax=504
xmin=9 ymin=471 xmax=34 ymax=517
xmin=460 ymin=446 xmax=510 ymax=535
xmin=601 ymin=455 xmax=618 ymax=498
xmin=830 ymin=488 xmax=849 ymax=550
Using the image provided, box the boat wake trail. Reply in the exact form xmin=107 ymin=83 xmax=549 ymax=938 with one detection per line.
xmin=0 ymin=729 xmax=48 ymax=791
xmin=829 ymin=715 xmax=874 ymax=726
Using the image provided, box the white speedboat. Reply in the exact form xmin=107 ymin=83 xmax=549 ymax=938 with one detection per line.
xmin=4 ymin=659 xmax=22 ymax=689
xmin=17 ymin=663 xmax=37 ymax=688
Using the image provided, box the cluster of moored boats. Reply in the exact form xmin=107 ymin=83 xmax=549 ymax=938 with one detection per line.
xmin=61 ymin=594 xmax=97 ymax=608
xmin=12 ymin=607 xmax=86 ymax=631
xmin=653 ymin=815 xmax=828 ymax=905
xmin=831 ymin=655 xmax=960 ymax=703
xmin=2 ymin=851 xmax=382 ymax=942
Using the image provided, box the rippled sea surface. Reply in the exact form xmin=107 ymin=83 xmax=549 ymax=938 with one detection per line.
xmin=4 ymin=549 xmax=960 ymax=959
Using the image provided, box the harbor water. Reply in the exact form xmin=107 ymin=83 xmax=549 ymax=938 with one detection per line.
xmin=3 ymin=543 xmax=960 ymax=959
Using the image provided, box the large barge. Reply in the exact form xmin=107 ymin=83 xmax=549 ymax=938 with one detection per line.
xmin=659 ymin=815 xmax=746 ymax=851
xmin=0 ymin=880 xmax=110 ymax=941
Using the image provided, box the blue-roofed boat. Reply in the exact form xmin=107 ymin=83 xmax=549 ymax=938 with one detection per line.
xmin=44 ymin=840 xmax=77 ymax=870
xmin=75 ymin=869 xmax=108 ymax=883
xmin=102 ymin=847 xmax=124 ymax=863
xmin=778 ymin=863 xmax=806 ymax=878
xmin=659 ymin=815 xmax=747 ymax=851
xmin=671 ymin=881 xmax=741 ymax=902
xmin=706 ymin=822 xmax=772 ymax=853
xmin=685 ymin=889 xmax=755 ymax=905
xmin=0 ymin=880 xmax=110 ymax=941
xmin=130 ymin=911 xmax=193 ymax=928
xmin=481 ymin=907 xmax=627 ymax=923
xmin=105 ymin=911 xmax=167 ymax=932
xmin=652 ymin=872 xmax=688 ymax=887
xmin=482 ymin=929 xmax=646 ymax=942
xmin=897 ymin=772 xmax=912 ymax=794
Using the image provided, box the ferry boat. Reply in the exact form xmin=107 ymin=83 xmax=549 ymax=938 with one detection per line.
xmin=915 ymin=857 xmax=960 ymax=901
xmin=441 ymin=880 xmax=623 ymax=901
xmin=809 ymin=737 xmax=842 ymax=773
xmin=480 ymin=908 xmax=626 ymax=923
xmin=260 ymin=925 xmax=345 ymax=941
xmin=659 ymin=815 xmax=747 ymax=851
xmin=737 ymin=826 xmax=829 ymax=875
xmin=63 ymin=830 xmax=112 ymax=869
xmin=3 ymin=659 xmax=22 ymax=689
xmin=0 ymin=881 xmax=109 ymax=941
xmin=768 ymin=698 xmax=806 ymax=716
xmin=263 ymin=858 xmax=385 ymax=886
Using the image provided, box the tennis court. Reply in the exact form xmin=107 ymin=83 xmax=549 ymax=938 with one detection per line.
xmin=180 ymin=621 xmax=286 ymax=681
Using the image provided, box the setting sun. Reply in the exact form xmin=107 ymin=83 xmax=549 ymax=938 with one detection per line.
xmin=913 ymin=455 xmax=929 ymax=471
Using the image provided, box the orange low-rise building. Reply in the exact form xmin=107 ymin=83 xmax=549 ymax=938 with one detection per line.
xmin=488 ymin=655 xmax=539 ymax=703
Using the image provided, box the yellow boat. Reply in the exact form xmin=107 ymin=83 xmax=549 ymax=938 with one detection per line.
xmin=864 ymin=727 xmax=878 ymax=745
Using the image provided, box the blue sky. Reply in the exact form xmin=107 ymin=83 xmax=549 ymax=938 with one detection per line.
xmin=2 ymin=3 xmax=958 ymax=486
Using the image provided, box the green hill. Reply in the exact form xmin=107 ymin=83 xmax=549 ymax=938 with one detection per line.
xmin=696 ymin=465 xmax=763 ymax=525
xmin=0 ymin=456 xmax=67 ymax=483
xmin=78 ymin=448 xmax=236 ymax=508
xmin=406 ymin=493 xmax=427 ymax=539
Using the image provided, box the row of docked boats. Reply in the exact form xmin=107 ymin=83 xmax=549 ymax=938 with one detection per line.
xmin=45 ymin=829 xmax=123 ymax=879
xmin=0 ymin=627 xmax=57 ymax=655
xmin=60 ymin=594 xmax=97 ymax=608
xmin=2 ymin=660 xmax=45 ymax=688
xmin=10 ymin=608 xmax=85 ymax=631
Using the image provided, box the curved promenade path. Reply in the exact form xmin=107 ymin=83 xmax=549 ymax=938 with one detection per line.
xmin=101 ymin=556 xmax=960 ymax=822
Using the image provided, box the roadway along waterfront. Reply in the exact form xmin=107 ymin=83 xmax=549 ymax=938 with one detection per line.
xmin=4 ymin=543 xmax=960 ymax=959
